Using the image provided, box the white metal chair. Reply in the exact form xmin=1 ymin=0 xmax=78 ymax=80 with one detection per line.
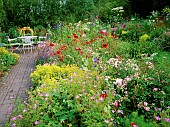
xmin=6 ymin=36 xmax=21 ymax=52
xmin=21 ymin=36 xmax=35 ymax=54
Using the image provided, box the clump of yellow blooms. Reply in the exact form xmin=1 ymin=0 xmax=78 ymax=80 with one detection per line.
xmin=139 ymin=34 xmax=150 ymax=42
xmin=31 ymin=64 xmax=78 ymax=85
xmin=0 ymin=47 xmax=20 ymax=60
xmin=122 ymin=30 xmax=128 ymax=34
xmin=30 ymin=64 xmax=100 ymax=96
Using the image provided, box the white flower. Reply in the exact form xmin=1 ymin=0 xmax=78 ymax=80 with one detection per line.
xmin=112 ymin=7 xmax=119 ymax=11
xmin=114 ymin=78 xmax=123 ymax=86
xmin=119 ymin=10 xmax=124 ymax=12
xmin=118 ymin=6 xmax=123 ymax=10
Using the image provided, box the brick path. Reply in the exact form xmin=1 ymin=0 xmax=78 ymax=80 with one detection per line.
xmin=0 ymin=52 xmax=37 ymax=127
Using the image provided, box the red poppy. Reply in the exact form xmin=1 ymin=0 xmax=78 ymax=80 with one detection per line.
xmin=130 ymin=122 xmax=138 ymax=126
xmin=61 ymin=55 xmax=64 ymax=59
xmin=59 ymin=58 xmax=63 ymax=62
xmin=111 ymin=34 xmax=118 ymax=40
xmin=60 ymin=46 xmax=67 ymax=51
xmin=90 ymin=39 xmax=95 ymax=43
xmin=79 ymin=51 xmax=84 ymax=55
xmin=100 ymin=92 xmax=107 ymax=99
xmin=102 ymin=43 xmax=109 ymax=48
xmin=98 ymin=36 xmax=104 ymax=38
xmin=86 ymin=54 xmax=90 ymax=58
xmin=84 ymin=31 xmax=86 ymax=34
xmin=75 ymin=47 xmax=81 ymax=50
xmin=55 ymin=50 xmax=61 ymax=56
xmin=85 ymin=41 xmax=90 ymax=44
xmin=74 ymin=35 xmax=78 ymax=39
xmin=67 ymin=36 xmax=71 ymax=38
xmin=59 ymin=55 xmax=64 ymax=62
xmin=49 ymin=43 xmax=55 ymax=47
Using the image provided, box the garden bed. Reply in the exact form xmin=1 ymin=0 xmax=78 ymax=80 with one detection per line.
xmin=5 ymin=17 xmax=170 ymax=127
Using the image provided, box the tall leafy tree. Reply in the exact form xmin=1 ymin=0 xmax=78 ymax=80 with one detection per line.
xmin=0 ymin=0 xmax=6 ymax=31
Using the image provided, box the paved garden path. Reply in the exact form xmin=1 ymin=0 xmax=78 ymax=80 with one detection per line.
xmin=0 ymin=52 xmax=37 ymax=127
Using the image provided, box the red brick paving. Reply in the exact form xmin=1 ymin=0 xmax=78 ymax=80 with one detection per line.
xmin=0 ymin=52 xmax=37 ymax=127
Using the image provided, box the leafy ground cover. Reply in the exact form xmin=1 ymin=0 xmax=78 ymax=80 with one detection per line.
xmin=5 ymin=16 xmax=170 ymax=127
xmin=0 ymin=47 xmax=20 ymax=76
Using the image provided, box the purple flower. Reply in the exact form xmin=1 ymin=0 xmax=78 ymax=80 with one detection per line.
xmin=164 ymin=118 xmax=170 ymax=122
xmin=23 ymin=108 xmax=27 ymax=112
xmin=133 ymin=125 xmax=138 ymax=127
xmin=157 ymin=108 xmax=162 ymax=111
xmin=144 ymin=102 xmax=148 ymax=107
xmin=12 ymin=117 xmax=17 ymax=121
xmin=118 ymin=110 xmax=123 ymax=114
xmin=112 ymin=110 xmax=115 ymax=113
xmin=153 ymin=88 xmax=158 ymax=91
xmin=155 ymin=116 xmax=161 ymax=120
xmin=111 ymin=27 xmax=117 ymax=31
xmin=144 ymin=107 xmax=150 ymax=111
xmin=34 ymin=120 xmax=39 ymax=125
xmin=104 ymin=120 xmax=109 ymax=124
xmin=94 ymin=58 xmax=97 ymax=63
xmin=113 ymin=91 xmax=116 ymax=96
xmin=11 ymin=123 xmax=16 ymax=127
xmin=44 ymin=93 xmax=49 ymax=97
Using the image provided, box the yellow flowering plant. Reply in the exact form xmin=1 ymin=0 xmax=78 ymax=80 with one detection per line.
xmin=0 ymin=47 xmax=20 ymax=74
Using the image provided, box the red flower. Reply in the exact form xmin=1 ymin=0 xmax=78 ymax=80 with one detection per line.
xmin=98 ymin=36 xmax=104 ymax=38
xmin=111 ymin=34 xmax=118 ymax=40
xmin=79 ymin=51 xmax=84 ymax=55
xmin=102 ymin=43 xmax=109 ymax=48
xmin=100 ymin=92 xmax=107 ymax=99
xmin=55 ymin=50 xmax=61 ymax=56
xmin=130 ymin=122 xmax=138 ymax=127
xmin=90 ymin=39 xmax=95 ymax=43
xmin=100 ymin=30 xmax=107 ymax=35
xmin=49 ymin=43 xmax=55 ymax=47
xmin=50 ymin=52 xmax=53 ymax=56
xmin=67 ymin=36 xmax=71 ymax=38
xmin=85 ymin=41 xmax=90 ymax=44
xmin=59 ymin=55 xmax=64 ymax=62
xmin=129 ymin=28 xmax=133 ymax=31
xmin=75 ymin=47 xmax=81 ymax=50
xmin=60 ymin=46 xmax=67 ymax=51
xmin=61 ymin=55 xmax=64 ymax=59
xmin=86 ymin=54 xmax=90 ymax=58
xmin=74 ymin=35 xmax=78 ymax=39
xmin=59 ymin=58 xmax=63 ymax=62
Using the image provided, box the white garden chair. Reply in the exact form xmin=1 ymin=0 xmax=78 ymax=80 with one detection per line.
xmin=21 ymin=36 xmax=37 ymax=54
xmin=6 ymin=36 xmax=21 ymax=53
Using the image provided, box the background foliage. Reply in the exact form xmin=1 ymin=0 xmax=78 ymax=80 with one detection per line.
xmin=0 ymin=0 xmax=169 ymax=32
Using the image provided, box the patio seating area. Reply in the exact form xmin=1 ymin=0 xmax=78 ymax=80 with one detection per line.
xmin=1 ymin=27 xmax=47 ymax=54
